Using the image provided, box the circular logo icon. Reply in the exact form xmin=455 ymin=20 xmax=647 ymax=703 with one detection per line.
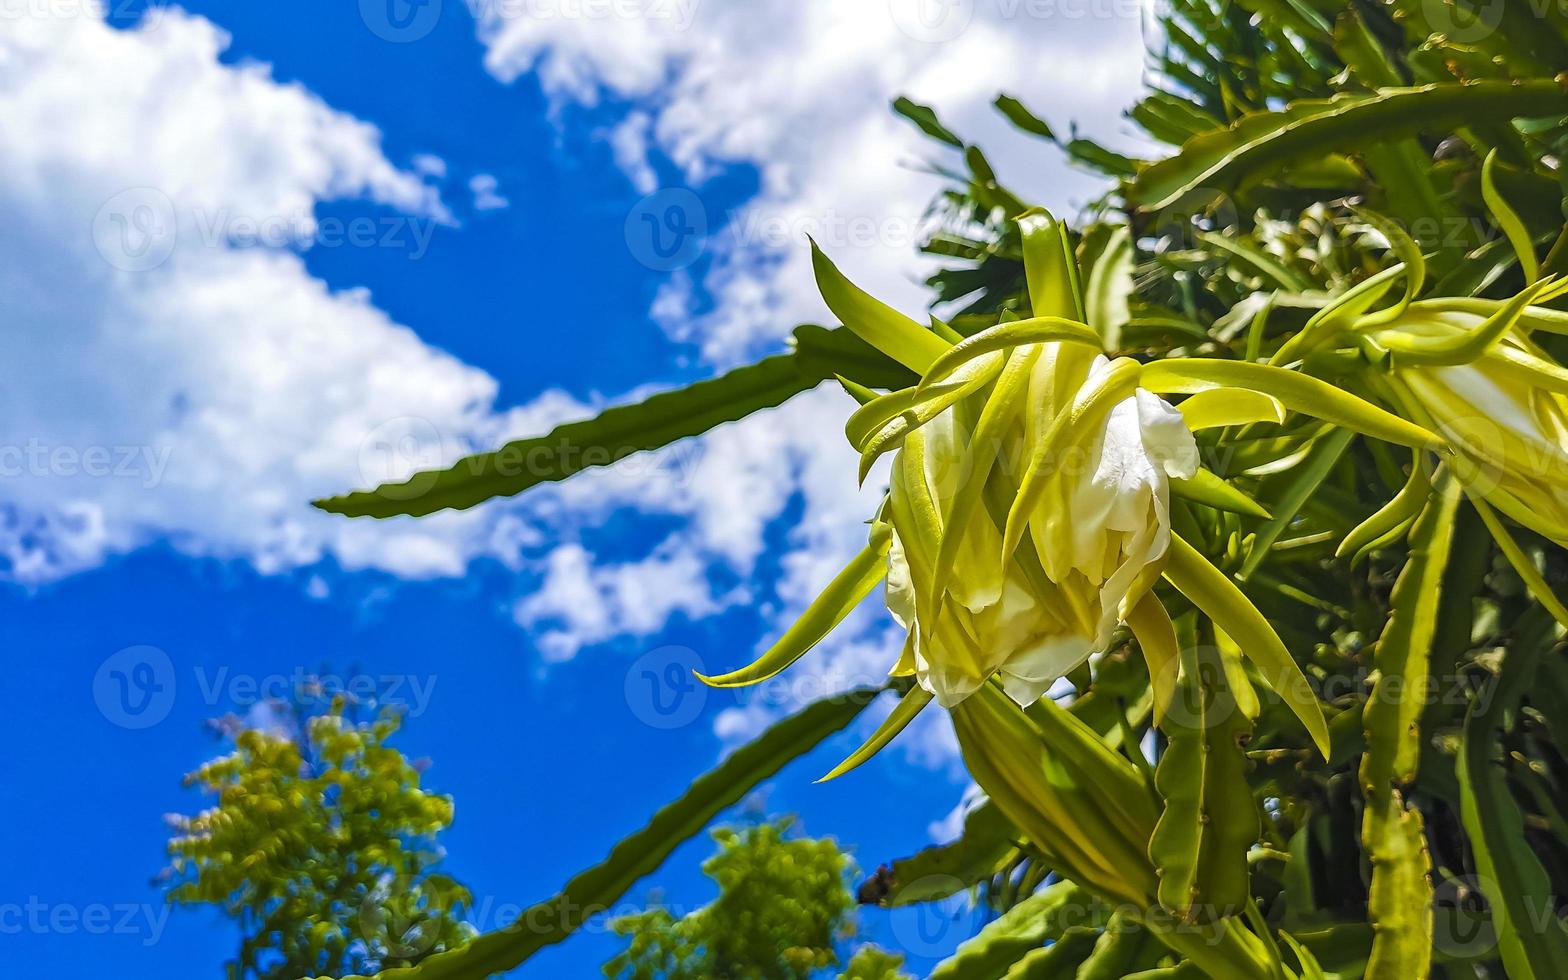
xmin=359 ymin=875 xmax=443 ymax=963
xmin=92 ymin=187 xmax=176 ymax=273
xmin=1419 ymin=0 xmax=1503 ymax=42
xmin=360 ymin=0 xmax=443 ymax=43
xmin=357 ymin=417 xmax=446 ymax=500
xmin=1432 ymin=873 xmax=1500 ymax=960
xmin=625 ymin=188 xmax=707 ymax=272
xmin=625 ymin=645 xmax=706 ymax=729
xmin=94 ymin=645 xmax=176 ymax=729
xmin=889 ymin=886 xmax=988 ymax=955
xmin=888 ymin=0 xmax=975 ymax=43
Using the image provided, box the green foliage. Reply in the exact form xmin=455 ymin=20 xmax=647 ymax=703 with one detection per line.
xmin=165 ymin=704 xmax=472 ymax=979
xmin=312 ymin=0 xmax=1568 ymax=977
xmin=327 ymin=690 xmax=875 ymax=980
xmin=604 ymin=818 xmax=899 ymax=980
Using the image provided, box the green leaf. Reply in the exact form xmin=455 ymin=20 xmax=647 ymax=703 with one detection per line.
xmin=993 ymin=94 xmax=1055 ymax=141
xmin=1126 ymin=594 xmax=1181 ymax=727
xmin=1075 ymin=916 xmax=1163 ymax=980
xmin=892 ymin=95 xmax=964 ymax=148
xmin=1359 ymin=475 xmax=1459 ymax=980
xmin=926 ymin=881 xmax=1102 ymax=980
xmin=1170 ymin=468 xmax=1273 ymax=520
xmin=1129 ymin=80 xmax=1568 ymax=210
xmin=1239 ymin=427 xmax=1354 ymax=579
xmin=1457 ymin=612 xmax=1568 ymax=980
xmin=1066 ymin=138 xmax=1141 ymax=178
xmin=1019 ymin=208 xmax=1085 ymax=322
xmin=818 ymin=685 xmax=934 ymax=782
xmin=1141 ymin=359 xmax=1440 ymax=451
xmin=1085 ymin=225 xmax=1135 ymax=349
xmin=812 ymin=240 xmax=954 ymax=373
xmin=997 ymin=928 xmax=1100 ymax=979
xmin=315 ymin=327 xmax=911 ymax=519
xmin=1473 ymin=497 xmax=1568 ymax=630
xmin=1163 ymin=533 xmax=1330 ymax=758
xmin=323 ymin=689 xmax=878 ymax=980
xmin=1175 ymin=389 xmax=1287 ymax=431
xmin=698 ymin=526 xmax=891 ymax=688
xmin=868 ymin=800 xmax=1021 ymax=908
xmin=1483 ymin=148 xmax=1542 ymax=284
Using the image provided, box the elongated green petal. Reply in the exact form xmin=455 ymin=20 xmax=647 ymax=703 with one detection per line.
xmin=1351 ymin=210 xmax=1426 ymax=329
xmin=916 ymin=317 xmax=1101 ymax=391
xmin=1272 ymin=262 xmax=1407 ymax=365
xmin=1472 ymin=496 xmax=1568 ymax=630
xmin=1482 ymin=149 xmax=1540 ymax=285
xmin=1125 ymin=593 xmax=1179 ymax=726
xmin=1176 ymin=388 xmax=1286 ymax=430
xmin=1280 ymin=933 xmax=1327 ymax=980
xmin=858 ymin=357 xmax=1003 ymax=482
xmin=1163 ymin=533 xmax=1330 ymax=758
xmin=1141 ymin=359 xmax=1440 ymax=451
xmin=1491 ymin=342 xmax=1568 ymax=394
xmin=929 ymin=345 xmax=1040 ymax=609
xmin=817 ymin=685 xmax=935 ymax=783
xmin=846 ymin=382 xmax=960 ymax=449
xmin=1336 ymin=455 xmax=1431 ymax=562
xmin=698 ymin=527 xmax=891 ymax=688
xmin=1086 ymin=225 xmax=1134 ymax=349
xmin=1019 ymin=208 xmax=1085 ymax=322
xmin=1240 ymin=428 xmax=1354 ymax=579
xmin=811 ymin=239 xmax=951 ymax=373
xmin=1004 ymin=358 xmax=1143 ymax=561
xmin=1375 ymin=276 xmax=1554 ymax=365
xmin=1171 ymin=468 xmax=1272 ymax=519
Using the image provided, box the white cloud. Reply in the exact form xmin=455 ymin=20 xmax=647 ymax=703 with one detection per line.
xmin=0 ymin=9 xmax=547 ymax=582
xmin=468 ymin=173 xmax=510 ymax=211
xmin=474 ymin=0 xmax=1150 ymax=363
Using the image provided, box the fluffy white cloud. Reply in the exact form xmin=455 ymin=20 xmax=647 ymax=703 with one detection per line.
xmin=0 ymin=9 xmax=563 ymax=582
xmin=475 ymin=0 xmax=1150 ymax=363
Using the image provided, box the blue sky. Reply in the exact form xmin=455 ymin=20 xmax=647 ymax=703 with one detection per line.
xmin=0 ymin=2 xmax=1145 ymax=975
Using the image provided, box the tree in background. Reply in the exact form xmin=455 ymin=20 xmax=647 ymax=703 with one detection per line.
xmin=606 ymin=817 xmax=909 ymax=980
xmin=165 ymin=700 xmax=473 ymax=979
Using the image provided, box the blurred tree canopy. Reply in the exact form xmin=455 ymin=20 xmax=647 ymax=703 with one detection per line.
xmin=164 ymin=701 xmax=473 ymax=979
xmin=605 ymin=817 xmax=910 ymax=980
